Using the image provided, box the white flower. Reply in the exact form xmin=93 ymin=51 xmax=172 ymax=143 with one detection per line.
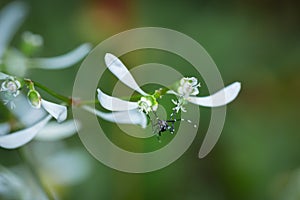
xmin=0 ymin=76 xmax=21 ymax=96
xmin=95 ymin=53 xmax=160 ymax=127
xmin=137 ymin=96 xmax=158 ymax=114
xmin=21 ymin=31 xmax=43 ymax=48
xmin=0 ymin=73 xmax=21 ymax=108
xmin=168 ymin=77 xmax=241 ymax=108
xmin=34 ymin=120 xmax=80 ymax=141
xmin=0 ymin=96 xmax=68 ymax=149
xmin=0 ymin=2 xmax=92 ymax=76
xmin=178 ymin=77 xmax=200 ymax=98
xmin=186 ymin=82 xmax=241 ymax=107
xmin=0 ymin=145 xmax=91 ymax=199
xmin=0 ymin=1 xmax=27 ymax=60
xmin=82 ymin=105 xmax=147 ymax=128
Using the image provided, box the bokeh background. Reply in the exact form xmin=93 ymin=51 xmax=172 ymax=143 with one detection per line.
xmin=0 ymin=0 xmax=300 ymax=199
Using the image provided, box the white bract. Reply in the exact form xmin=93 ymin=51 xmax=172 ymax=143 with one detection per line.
xmin=82 ymin=105 xmax=147 ymax=128
xmin=95 ymin=53 xmax=159 ymax=128
xmin=168 ymin=77 xmax=241 ymax=108
xmin=0 ymin=96 xmax=68 ymax=149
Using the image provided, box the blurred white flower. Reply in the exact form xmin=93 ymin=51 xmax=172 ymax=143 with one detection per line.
xmin=21 ymin=31 xmax=43 ymax=48
xmin=0 ymin=1 xmax=27 ymax=60
xmin=35 ymin=119 xmax=80 ymax=141
xmin=0 ymin=2 xmax=92 ymax=76
xmin=0 ymin=165 xmax=47 ymax=200
xmin=31 ymin=143 xmax=92 ymax=186
xmin=0 ymin=96 xmax=68 ymax=149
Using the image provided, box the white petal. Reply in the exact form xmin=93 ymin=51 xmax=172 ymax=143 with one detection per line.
xmin=40 ymin=149 xmax=91 ymax=185
xmin=104 ymin=53 xmax=147 ymax=96
xmin=187 ymin=82 xmax=241 ymax=107
xmin=0 ymin=122 xmax=10 ymax=135
xmin=7 ymin=94 xmax=47 ymax=126
xmin=97 ymin=88 xmax=138 ymax=111
xmin=0 ymin=72 xmax=9 ymax=80
xmin=166 ymin=90 xmax=179 ymax=95
xmin=0 ymin=115 xmax=52 ymax=149
xmin=30 ymin=43 xmax=92 ymax=69
xmin=0 ymin=2 xmax=27 ymax=59
xmin=41 ymin=100 xmax=67 ymax=123
xmin=82 ymin=105 xmax=147 ymax=128
xmin=0 ymin=165 xmax=26 ymax=199
xmin=35 ymin=119 xmax=79 ymax=141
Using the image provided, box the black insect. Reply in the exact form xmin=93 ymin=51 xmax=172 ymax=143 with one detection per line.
xmin=149 ymin=109 xmax=197 ymax=142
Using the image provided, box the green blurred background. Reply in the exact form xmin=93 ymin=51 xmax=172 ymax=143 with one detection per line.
xmin=0 ymin=0 xmax=300 ymax=199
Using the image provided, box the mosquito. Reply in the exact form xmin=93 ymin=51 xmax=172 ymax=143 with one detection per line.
xmin=149 ymin=108 xmax=197 ymax=142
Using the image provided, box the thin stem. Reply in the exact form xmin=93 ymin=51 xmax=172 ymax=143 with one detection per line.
xmin=17 ymin=147 xmax=55 ymax=200
xmin=33 ymin=81 xmax=71 ymax=104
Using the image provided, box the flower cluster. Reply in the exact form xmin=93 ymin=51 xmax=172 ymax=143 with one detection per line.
xmin=0 ymin=2 xmax=91 ymax=149
xmin=90 ymin=53 xmax=241 ymax=133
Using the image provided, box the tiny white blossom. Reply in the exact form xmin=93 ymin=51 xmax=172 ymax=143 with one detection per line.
xmin=177 ymin=77 xmax=200 ymax=98
xmin=0 ymin=76 xmax=21 ymax=108
xmin=137 ymin=96 xmax=158 ymax=114
xmin=0 ymin=77 xmax=21 ymax=97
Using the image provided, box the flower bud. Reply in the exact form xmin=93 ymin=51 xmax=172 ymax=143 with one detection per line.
xmin=27 ymin=89 xmax=41 ymax=108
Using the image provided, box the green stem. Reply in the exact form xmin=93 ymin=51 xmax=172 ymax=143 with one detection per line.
xmin=25 ymin=79 xmax=172 ymax=107
xmin=17 ymin=147 xmax=55 ymax=200
xmin=33 ymin=81 xmax=71 ymax=105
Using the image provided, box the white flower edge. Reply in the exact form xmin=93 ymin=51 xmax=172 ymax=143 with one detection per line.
xmin=7 ymin=94 xmax=47 ymax=127
xmin=30 ymin=43 xmax=92 ymax=69
xmin=0 ymin=122 xmax=10 ymax=135
xmin=97 ymin=88 xmax=138 ymax=111
xmin=104 ymin=53 xmax=148 ymax=96
xmin=41 ymin=99 xmax=67 ymax=123
xmin=0 ymin=98 xmax=68 ymax=148
xmin=35 ymin=119 xmax=80 ymax=141
xmin=0 ymin=1 xmax=27 ymax=59
xmin=39 ymin=148 xmax=91 ymax=185
xmin=0 ymin=72 xmax=10 ymax=80
xmin=82 ymin=105 xmax=147 ymax=128
xmin=187 ymin=82 xmax=241 ymax=107
xmin=0 ymin=165 xmax=27 ymax=199
xmin=0 ymin=115 xmax=52 ymax=149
